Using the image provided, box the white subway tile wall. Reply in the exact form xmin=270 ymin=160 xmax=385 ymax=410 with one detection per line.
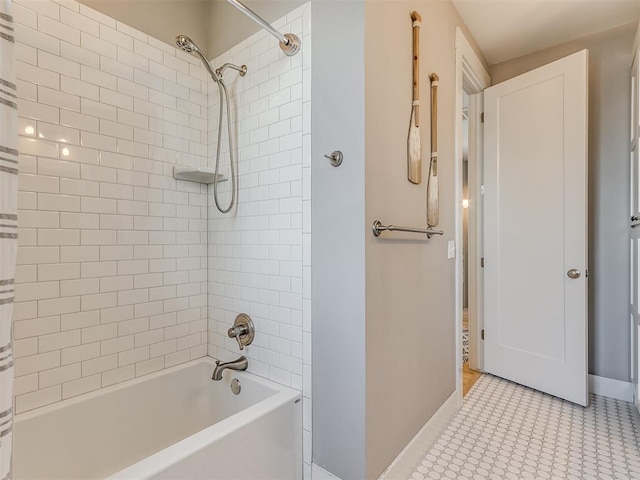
xmin=206 ymin=5 xmax=311 ymax=476
xmin=13 ymin=0 xmax=211 ymax=413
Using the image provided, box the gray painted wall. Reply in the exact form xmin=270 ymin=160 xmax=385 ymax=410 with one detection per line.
xmin=311 ymin=1 xmax=487 ymax=477
xmin=78 ymin=0 xmax=209 ymax=54
xmin=491 ymin=23 xmax=637 ymax=382
xmin=364 ymin=2 xmax=483 ymax=477
xmin=311 ymin=1 xmax=367 ymax=478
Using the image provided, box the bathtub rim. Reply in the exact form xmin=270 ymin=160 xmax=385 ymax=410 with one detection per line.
xmin=14 ymin=357 xmax=302 ymax=479
xmin=14 ymin=357 xmax=298 ymax=422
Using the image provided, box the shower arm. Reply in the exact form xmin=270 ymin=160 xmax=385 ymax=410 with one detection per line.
xmin=226 ymin=0 xmax=301 ymax=56
xmin=216 ymin=63 xmax=248 ymax=78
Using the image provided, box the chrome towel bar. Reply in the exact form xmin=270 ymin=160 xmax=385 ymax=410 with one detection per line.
xmin=372 ymin=220 xmax=444 ymax=239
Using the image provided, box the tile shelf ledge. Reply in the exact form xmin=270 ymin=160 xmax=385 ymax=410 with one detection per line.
xmin=173 ymin=166 xmax=228 ymax=184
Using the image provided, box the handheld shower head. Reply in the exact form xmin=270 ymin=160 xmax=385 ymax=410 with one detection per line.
xmin=175 ymin=33 xmax=248 ymax=215
xmin=175 ymin=34 xmax=219 ymax=82
xmin=176 ymin=35 xmax=197 ymax=54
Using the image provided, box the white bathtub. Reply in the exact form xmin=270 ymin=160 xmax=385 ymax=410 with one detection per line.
xmin=13 ymin=358 xmax=302 ymax=479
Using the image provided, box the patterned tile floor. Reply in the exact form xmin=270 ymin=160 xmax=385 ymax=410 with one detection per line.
xmin=410 ymin=375 xmax=640 ymax=480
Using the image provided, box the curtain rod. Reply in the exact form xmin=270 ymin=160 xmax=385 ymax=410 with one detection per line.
xmin=226 ymin=0 xmax=301 ymax=56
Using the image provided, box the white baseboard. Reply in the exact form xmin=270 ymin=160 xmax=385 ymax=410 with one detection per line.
xmin=312 ymin=463 xmax=342 ymax=480
xmin=589 ymin=374 xmax=634 ymax=403
xmin=378 ymin=392 xmax=459 ymax=480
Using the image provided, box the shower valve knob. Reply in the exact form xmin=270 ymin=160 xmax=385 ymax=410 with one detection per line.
xmin=228 ymin=326 xmax=246 ymax=350
xmin=227 ymin=313 xmax=255 ymax=350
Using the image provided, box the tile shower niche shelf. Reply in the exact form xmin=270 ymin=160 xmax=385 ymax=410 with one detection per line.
xmin=173 ymin=166 xmax=228 ymax=184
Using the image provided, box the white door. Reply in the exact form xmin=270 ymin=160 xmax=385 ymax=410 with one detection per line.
xmin=484 ymin=50 xmax=589 ymax=406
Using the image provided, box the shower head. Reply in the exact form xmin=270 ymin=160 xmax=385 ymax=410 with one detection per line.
xmin=175 ymin=34 xmax=219 ymax=82
xmin=176 ymin=35 xmax=198 ymax=54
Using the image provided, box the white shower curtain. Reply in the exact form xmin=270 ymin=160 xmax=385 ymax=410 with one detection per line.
xmin=0 ymin=0 xmax=17 ymax=478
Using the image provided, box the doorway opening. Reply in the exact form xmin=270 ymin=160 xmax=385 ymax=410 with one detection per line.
xmin=461 ymin=90 xmax=482 ymax=396
xmin=454 ymin=27 xmax=490 ymax=403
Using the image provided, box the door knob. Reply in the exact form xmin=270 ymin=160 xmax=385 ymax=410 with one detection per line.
xmin=567 ymin=269 xmax=581 ymax=279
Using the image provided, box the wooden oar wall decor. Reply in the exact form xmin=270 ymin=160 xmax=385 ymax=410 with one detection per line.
xmin=427 ymin=73 xmax=440 ymax=227
xmin=407 ymin=11 xmax=422 ymax=184
xmin=406 ymin=12 xmax=441 ymax=229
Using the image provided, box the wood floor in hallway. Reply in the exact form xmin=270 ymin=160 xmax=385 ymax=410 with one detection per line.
xmin=463 ymin=363 xmax=482 ymax=397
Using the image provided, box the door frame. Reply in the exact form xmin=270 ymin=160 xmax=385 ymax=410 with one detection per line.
xmin=630 ymin=37 xmax=640 ymax=413
xmin=454 ymin=28 xmax=490 ymax=404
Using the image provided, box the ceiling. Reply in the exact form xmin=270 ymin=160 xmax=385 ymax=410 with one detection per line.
xmin=452 ymin=0 xmax=640 ymax=65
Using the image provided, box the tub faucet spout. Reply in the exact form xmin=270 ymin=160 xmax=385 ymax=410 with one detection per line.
xmin=211 ymin=356 xmax=248 ymax=381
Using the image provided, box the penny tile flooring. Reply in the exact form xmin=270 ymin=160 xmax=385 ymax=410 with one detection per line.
xmin=410 ymin=374 xmax=640 ymax=479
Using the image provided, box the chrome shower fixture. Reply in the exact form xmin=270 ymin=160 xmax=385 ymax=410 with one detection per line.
xmin=216 ymin=63 xmax=248 ymax=78
xmin=175 ymin=34 xmax=247 ymax=214
xmin=175 ymin=34 xmax=195 ymax=54
xmin=176 ymin=35 xmax=248 ymax=83
xmin=175 ymin=35 xmax=219 ymax=82
xmin=226 ymin=0 xmax=301 ymax=56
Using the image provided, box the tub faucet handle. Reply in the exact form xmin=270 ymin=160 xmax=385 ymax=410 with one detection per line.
xmin=228 ymin=325 xmax=246 ymax=350
xmin=227 ymin=313 xmax=255 ymax=351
